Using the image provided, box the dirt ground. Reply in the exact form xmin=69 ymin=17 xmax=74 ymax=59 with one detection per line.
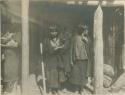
xmin=2 ymin=74 xmax=125 ymax=95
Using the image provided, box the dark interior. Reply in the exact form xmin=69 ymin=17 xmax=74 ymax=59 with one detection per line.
xmin=29 ymin=2 xmax=96 ymax=74
xmin=29 ymin=2 xmax=124 ymax=77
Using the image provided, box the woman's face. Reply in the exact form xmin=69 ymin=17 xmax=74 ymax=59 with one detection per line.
xmin=82 ymin=29 xmax=88 ymax=37
xmin=50 ymin=30 xmax=58 ymax=37
xmin=81 ymin=29 xmax=88 ymax=39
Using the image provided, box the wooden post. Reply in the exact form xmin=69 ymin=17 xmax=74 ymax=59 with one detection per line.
xmin=0 ymin=4 xmax=1 ymax=95
xmin=21 ymin=0 xmax=29 ymax=95
xmin=93 ymin=4 xmax=104 ymax=94
xmin=122 ymin=2 xmax=125 ymax=71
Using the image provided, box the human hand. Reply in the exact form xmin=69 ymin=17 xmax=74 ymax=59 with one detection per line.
xmin=54 ymin=45 xmax=64 ymax=50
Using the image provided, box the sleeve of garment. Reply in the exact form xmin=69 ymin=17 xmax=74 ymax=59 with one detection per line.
xmin=42 ymin=39 xmax=55 ymax=60
xmin=42 ymin=39 xmax=48 ymax=60
xmin=73 ymin=37 xmax=84 ymax=60
xmin=75 ymin=39 xmax=82 ymax=59
xmin=71 ymin=37 xmax=81 ymax=62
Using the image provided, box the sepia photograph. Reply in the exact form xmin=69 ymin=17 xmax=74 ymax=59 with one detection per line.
xmin=0 ymin=0 xmax=125 ymax=95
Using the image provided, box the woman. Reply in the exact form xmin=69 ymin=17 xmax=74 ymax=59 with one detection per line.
xmin=69 ymin=25 xmax=89 ymax=94
xmin=43 ymin=25 xmax=66 ymax=94
xmin=2 ymin=29 xmax=21 ymax=93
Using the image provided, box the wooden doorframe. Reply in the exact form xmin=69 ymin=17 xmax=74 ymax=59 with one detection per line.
xmin=21 ymin=0 xmax=29 ymax=95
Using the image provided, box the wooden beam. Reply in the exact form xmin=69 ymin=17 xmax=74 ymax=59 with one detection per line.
xmin=21 ymin=0 xmax=29 ymax=95
xmin=0 ymin=0 xmax=125 ymax=6
xmin=87 ymin=1 xmax=124 ymax=6
xmin=93 ymin=5 xmax=104 ymax=94
xmin=0 ymin=0 xmax=125 ymax=1
xmin=66 ymin=1 xmax=124 ymax=6
xmin=31 ymin=0 xmax=124 ymax=6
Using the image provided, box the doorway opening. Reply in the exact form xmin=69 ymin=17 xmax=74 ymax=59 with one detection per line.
xmin=29 ymin=2 xmax=124 ymax=80
xmin=29 ymin=2 xmax=96 ymax=74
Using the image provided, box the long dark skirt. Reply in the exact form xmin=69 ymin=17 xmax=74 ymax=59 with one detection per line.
xmin=2 ymin=48 xmax=20 ymax=92
xmin=45 ymin=56 xmax=66 ymax=89
xmin=46 ymin=68 xmax=66 ymax=89
xmin=3 ymin=49 xmax=19 ymax=82
xmin=69 ymin=60 xmax=88 ymax=87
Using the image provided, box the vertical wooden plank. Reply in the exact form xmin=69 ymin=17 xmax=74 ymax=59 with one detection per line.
xmin=0 ymin=3 xmax=1 ymax=95
xmin=122 ymin=2 xmax=125 ymax=71
xmin=21 ymin=0 xmax=29 ymax=95
xmin=93 ymin=5 xmax=104 ymax=94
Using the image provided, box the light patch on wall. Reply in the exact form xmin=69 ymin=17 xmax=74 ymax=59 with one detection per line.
xmin=67 ymin=1 xmax=76 ymax=5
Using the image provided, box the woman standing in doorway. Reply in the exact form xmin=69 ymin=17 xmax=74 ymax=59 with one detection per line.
xmin=42 ymin=25 xmax=66 ymax=94
xmin=69 ymin=24 xmax=89 ymax=94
